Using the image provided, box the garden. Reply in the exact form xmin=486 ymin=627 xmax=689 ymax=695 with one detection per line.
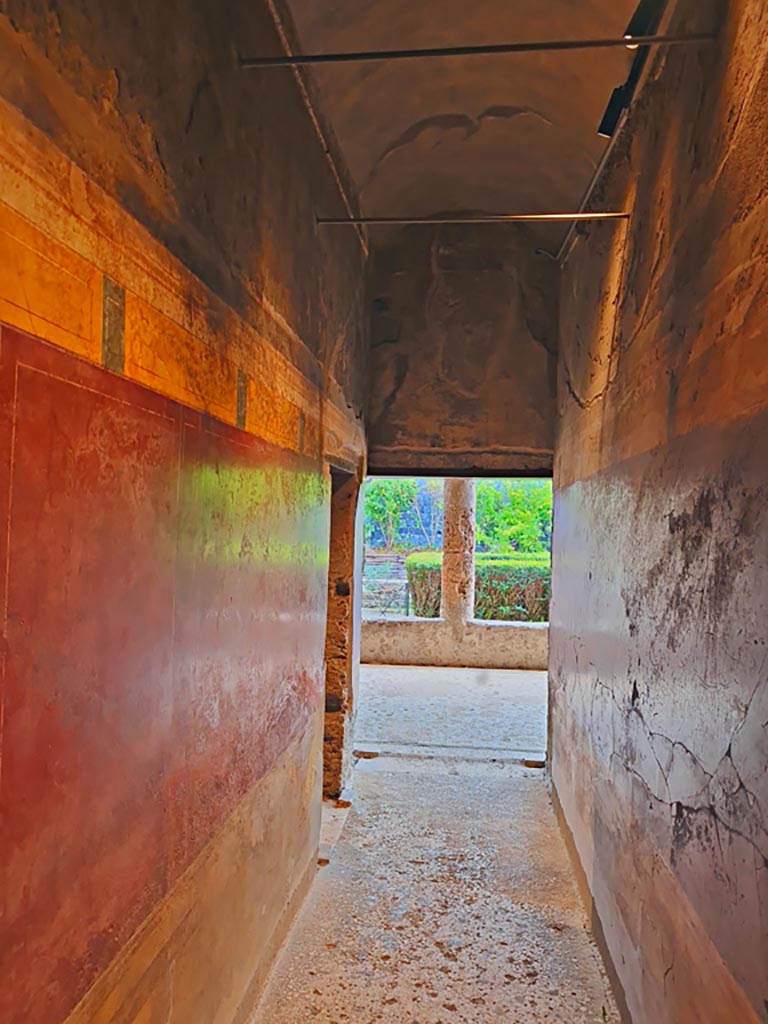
xmin=363 ymin=478 xmax=552 ymax=622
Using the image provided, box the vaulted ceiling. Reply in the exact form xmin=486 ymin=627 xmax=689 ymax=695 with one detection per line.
xmin=281 ymin=0 xmax=640 ymax=237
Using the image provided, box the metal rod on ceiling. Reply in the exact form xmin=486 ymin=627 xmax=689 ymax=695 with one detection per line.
xmin=240 ymin=33 xmax=714 ymax=68
xmin=317 ymin=212 xmax=629 ymax=226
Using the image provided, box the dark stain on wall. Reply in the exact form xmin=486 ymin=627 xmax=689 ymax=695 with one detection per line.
xmin=622 ymin=475 xmax=763 ymax=660
xmin=551 ymin=2 xmax=768 ymax=1018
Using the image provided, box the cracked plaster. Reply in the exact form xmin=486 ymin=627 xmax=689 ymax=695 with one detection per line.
xmin=551 ymin=2 xmax=768 ymax=1018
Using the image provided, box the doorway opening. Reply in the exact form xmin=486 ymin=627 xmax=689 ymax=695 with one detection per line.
xmin=354 ymin=473 xmax=551 ymax=772
xmin=359 ymin=475 xmax=551 ymax=672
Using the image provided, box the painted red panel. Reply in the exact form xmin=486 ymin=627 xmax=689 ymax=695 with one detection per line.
xmin=0 ymin=325 xmax=329 ymax=1024
xmin=166 ymin=420 xmax=327 ymax=876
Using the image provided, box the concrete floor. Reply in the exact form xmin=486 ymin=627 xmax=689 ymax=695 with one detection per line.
xmin=355 ymin=665 xmax=548 ymax=762
xmin=252 ymin=666 xmax=618 ymax=1024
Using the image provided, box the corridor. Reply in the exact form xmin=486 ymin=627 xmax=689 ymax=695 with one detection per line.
xmin=2 ymin=2 xmax=767 ymax=1022
xmin=253 ymin=667 xmax=619 ymax=1023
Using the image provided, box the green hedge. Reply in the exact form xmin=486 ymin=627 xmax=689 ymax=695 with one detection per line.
xmin=405 ymin=552 xmax=551 ymax=621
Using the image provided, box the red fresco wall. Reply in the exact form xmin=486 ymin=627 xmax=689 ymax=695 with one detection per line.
xmin=0 ymin=324 xmax=329 ymax=1024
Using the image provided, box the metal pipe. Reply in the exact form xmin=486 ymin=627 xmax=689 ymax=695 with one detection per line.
xmin=317 ymin=212 xmax=629 ymax=226
xmin=240 ymin=33 xmax=713 ymax=68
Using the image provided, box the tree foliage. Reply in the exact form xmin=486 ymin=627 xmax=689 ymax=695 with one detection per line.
xmin=363 ymin=478 xmax=552 ymax=555
xmin=475 ymin=480 xmax=552 ymax=554
xmin=363 ymin=478 xmax=417 ymax=550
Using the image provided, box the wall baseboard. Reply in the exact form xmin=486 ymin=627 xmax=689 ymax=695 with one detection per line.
xmin=235 ymin=852 xmax=319 ymax=1024
xmin=550 ymin=782 xmax=633 ymax=1024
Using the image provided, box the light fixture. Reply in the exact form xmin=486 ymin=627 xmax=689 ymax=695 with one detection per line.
xmin=623 ymin=0 xmax=666 ymax=48
xmin=597 ymin=85 xmax=630 ymax=138
xmin=596 ymin=0 xmax=667 ymax=137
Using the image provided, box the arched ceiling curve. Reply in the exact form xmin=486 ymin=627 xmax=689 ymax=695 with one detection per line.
xmin=280 ymin=0 xmax=640 ymax=234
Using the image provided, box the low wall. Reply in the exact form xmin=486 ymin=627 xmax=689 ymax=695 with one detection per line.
xmin=361 ymin=617 xmax=548 ymax=670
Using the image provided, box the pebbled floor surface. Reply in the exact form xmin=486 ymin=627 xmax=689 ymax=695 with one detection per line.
xmin=251 ymin=666 xmax=618 ymax=1024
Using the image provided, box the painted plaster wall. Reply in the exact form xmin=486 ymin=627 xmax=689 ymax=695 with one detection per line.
xmin=0 ymin=0 xmax=367 ymax=418
xmin=366 ymin=225 xmax=558 ymax=475
xmin=0 ymin=326 xmax=330 ymax=1024
xmin=550 ymin=3 xmax=768 ymax=1021
xmin=0 ymin=3 xmax=367 ymax=1023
